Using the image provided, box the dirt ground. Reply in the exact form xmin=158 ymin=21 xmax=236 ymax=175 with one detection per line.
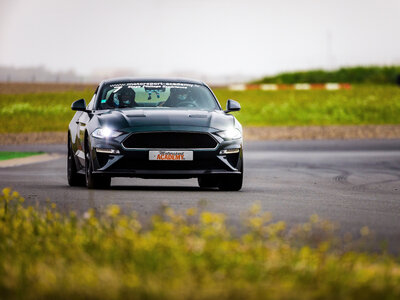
xmin=1 ymin=125 xmax=400 ymax=145
xmin=0 ymin=132 xmax=67 ymax=145
xmin=244 ymin=125 xmax=400 ymax=141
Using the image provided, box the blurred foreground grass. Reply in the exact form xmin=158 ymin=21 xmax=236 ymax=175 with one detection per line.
xmin=0 ymin=85 xmax=400 ymax=133
xmin=1 ymin=188 xmax=400 ymax=299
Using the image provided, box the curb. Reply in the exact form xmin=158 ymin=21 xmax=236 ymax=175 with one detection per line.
xmin=0 ymin=153 xmax=63 ymax=168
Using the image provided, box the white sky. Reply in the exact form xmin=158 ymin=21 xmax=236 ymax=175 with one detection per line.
xmin=1 ymin=0 xmax=400 ymax=79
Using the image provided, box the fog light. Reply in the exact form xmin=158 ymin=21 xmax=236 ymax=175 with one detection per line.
xmin=96 ymin=148 xmax=120 ymax=154
xmin=219 ymin=148 xmax=240 ymax=155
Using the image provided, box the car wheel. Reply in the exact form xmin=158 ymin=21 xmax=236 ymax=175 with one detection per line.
xmin=85 ymin=142 xmax=111 ymax=189
xmin=218 ymin=160 xmax=243 ymax=191
xmin=218 ymin=173 xmax=243 ymax=191
xmin=67 ymin=136 xmax=85 ymax=187
xmin=198 ymin=176 xmax=217 ymax=188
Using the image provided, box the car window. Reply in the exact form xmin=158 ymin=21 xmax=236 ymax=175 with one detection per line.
xmin=86 ymin=86 xmax=98 ymax=110
xmin=87 ymin=94 xmax=96 ymax=110
xmin=96 ymin=82 xmax=219 ymax=111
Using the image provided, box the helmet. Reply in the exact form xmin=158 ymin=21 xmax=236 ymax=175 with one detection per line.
xmin=116 ymin=86 xmax=136 ymax=107
xmin=171 ymin=88 xmax=189 ymax=101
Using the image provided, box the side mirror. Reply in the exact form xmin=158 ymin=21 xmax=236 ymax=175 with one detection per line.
xmin=71 ymin=99 xmax=87 ymax=111
xmin=225 ymin=99 xmax=241 ymax=113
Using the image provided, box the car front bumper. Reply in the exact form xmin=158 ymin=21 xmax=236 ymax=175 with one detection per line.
xmin=90 ymin=134 xmax=243 ymax=179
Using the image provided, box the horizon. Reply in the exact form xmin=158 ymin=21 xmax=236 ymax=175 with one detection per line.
xmin=1 ymin=63 xmax=400 ymax=84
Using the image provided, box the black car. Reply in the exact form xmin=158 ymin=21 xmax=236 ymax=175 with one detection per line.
xmin=67 ymin=78 xmax=243 ymax=190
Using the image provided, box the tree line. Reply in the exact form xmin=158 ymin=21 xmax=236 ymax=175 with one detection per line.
xmin=254 ymin=66 xmax=400 ymax=84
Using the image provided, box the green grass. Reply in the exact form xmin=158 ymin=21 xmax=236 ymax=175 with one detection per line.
xmin=0 ymin=152 xmax=42 ymax=160
xmin=0 ymin=89 xmax=93 ymax=133
xmin=0 ymin=85 xmax=399 ymax=133
xmin=1 ymin=187 xmax=400 ymax=300
xmin=214 ymin=85 xmax=400 ymax=126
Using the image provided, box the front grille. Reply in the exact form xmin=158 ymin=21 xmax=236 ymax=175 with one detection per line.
xmin=122 ymin=132 xmax=217 ymax=149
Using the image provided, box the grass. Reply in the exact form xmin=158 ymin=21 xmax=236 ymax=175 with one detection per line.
xmin=0 ymin=152 xmax=42 ymax=161
xmin=0 ymin=89 xmax=93 ymax=133
xmin=0 ymin=85 xmax=399 ymax=133
xmin=1 ymin=188 xmax=400 ymax=299
xmin=214 ymin=85 xmax=400 ymax=126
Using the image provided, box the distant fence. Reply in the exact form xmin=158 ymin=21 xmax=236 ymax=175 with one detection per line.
xmin=228 ymin=83 xmax=351 ymax=91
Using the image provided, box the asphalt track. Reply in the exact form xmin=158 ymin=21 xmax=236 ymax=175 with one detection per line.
xmin=1 ymin=139 xmax=400 ymax=251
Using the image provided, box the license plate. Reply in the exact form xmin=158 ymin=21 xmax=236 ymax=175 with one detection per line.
xmin=149 ymin=151 xmax=193 ymax=161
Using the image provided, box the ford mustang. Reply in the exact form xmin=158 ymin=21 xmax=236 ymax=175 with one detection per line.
xmin=67 ymin=78 xmax=243 ymax=190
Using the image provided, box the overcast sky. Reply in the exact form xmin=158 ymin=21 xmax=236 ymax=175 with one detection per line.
xmin=1 ymin=0 xmax=400 ymax=80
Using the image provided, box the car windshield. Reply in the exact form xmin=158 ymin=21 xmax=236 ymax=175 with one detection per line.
xmin=96 ymin=82 xmax=219 ymax=111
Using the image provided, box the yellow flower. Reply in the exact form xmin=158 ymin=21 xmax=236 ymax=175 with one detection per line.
xmin=249 ymin=202 xmax=261 ymax=215
xmin=2 ymin=187 xmax=11 ymax=197
xmin=249 ymin=217 xmax=263 ymax=229
xmin=186 ymin=207 xmax=197 ymax=216
xmin=360 ymin=226 xmax=370 ymax=236
xmin=310 ymin=214 xmax=319 ymax=223
xmin=106 ymin=205 xmax=120 ymax=218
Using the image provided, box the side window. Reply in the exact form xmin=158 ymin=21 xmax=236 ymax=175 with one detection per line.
xmin=86 ymin=86 xmax=99 ymax=110
xmin=87 ymin=95 xmax=95 ymax=110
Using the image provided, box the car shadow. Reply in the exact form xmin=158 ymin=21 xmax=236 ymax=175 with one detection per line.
xmin=109 ymin=185 xmax=219 ymax=192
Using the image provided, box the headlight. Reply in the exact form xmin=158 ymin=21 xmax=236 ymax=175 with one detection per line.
xmin=92 ymin=127 xmax=122 ymax=139
xmin=217 ymin=128 xmax=242 ymax=140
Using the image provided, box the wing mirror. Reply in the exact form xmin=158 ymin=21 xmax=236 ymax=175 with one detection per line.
xmin=225 ymin=99 xmax=241 ymax=113
xmin=71 ymin=99 xmax=87 ymax=111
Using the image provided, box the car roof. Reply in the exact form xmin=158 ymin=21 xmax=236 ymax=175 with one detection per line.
xmin=101 ymin=77 xmax=206 ymax=86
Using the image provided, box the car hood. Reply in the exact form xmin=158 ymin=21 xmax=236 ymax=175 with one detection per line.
xmin=95 ymin=109 xmax=236 ymax=132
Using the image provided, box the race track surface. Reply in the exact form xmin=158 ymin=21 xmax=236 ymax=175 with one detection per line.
xmin=1 ymin=139 xmax=400 ymax=251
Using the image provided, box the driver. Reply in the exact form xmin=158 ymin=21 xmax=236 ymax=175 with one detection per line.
xmin=105 ymin=86 xmax=137 ymax=108
xmin=175 ymin=89 xmax=189 ymax=102
xmin=115 ymin=86 xmax=137 ymax=108
xmin=162 ymin=88 xmax=193 ymax=107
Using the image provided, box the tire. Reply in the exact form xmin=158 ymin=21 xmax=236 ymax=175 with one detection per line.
xmin=85 ymin=139 xmax=111 ymax=189
xmin=198 ymin=176 xmax=217 ymax=188
xmin=217 ymin=173 xmax=243 ymax=191
xmin=67 ymin=136 xmax=86 ymax=187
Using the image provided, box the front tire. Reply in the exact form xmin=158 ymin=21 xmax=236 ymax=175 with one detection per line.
xmin=198 ymin=176 xmax=217 ymax=189
xmin=217 ymin=173 xmax=243 ymax=191
xmin=67 ymin=136 xmax=85 ymax=187
xmin=85 ymin=140 xmax=111 ymax=189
